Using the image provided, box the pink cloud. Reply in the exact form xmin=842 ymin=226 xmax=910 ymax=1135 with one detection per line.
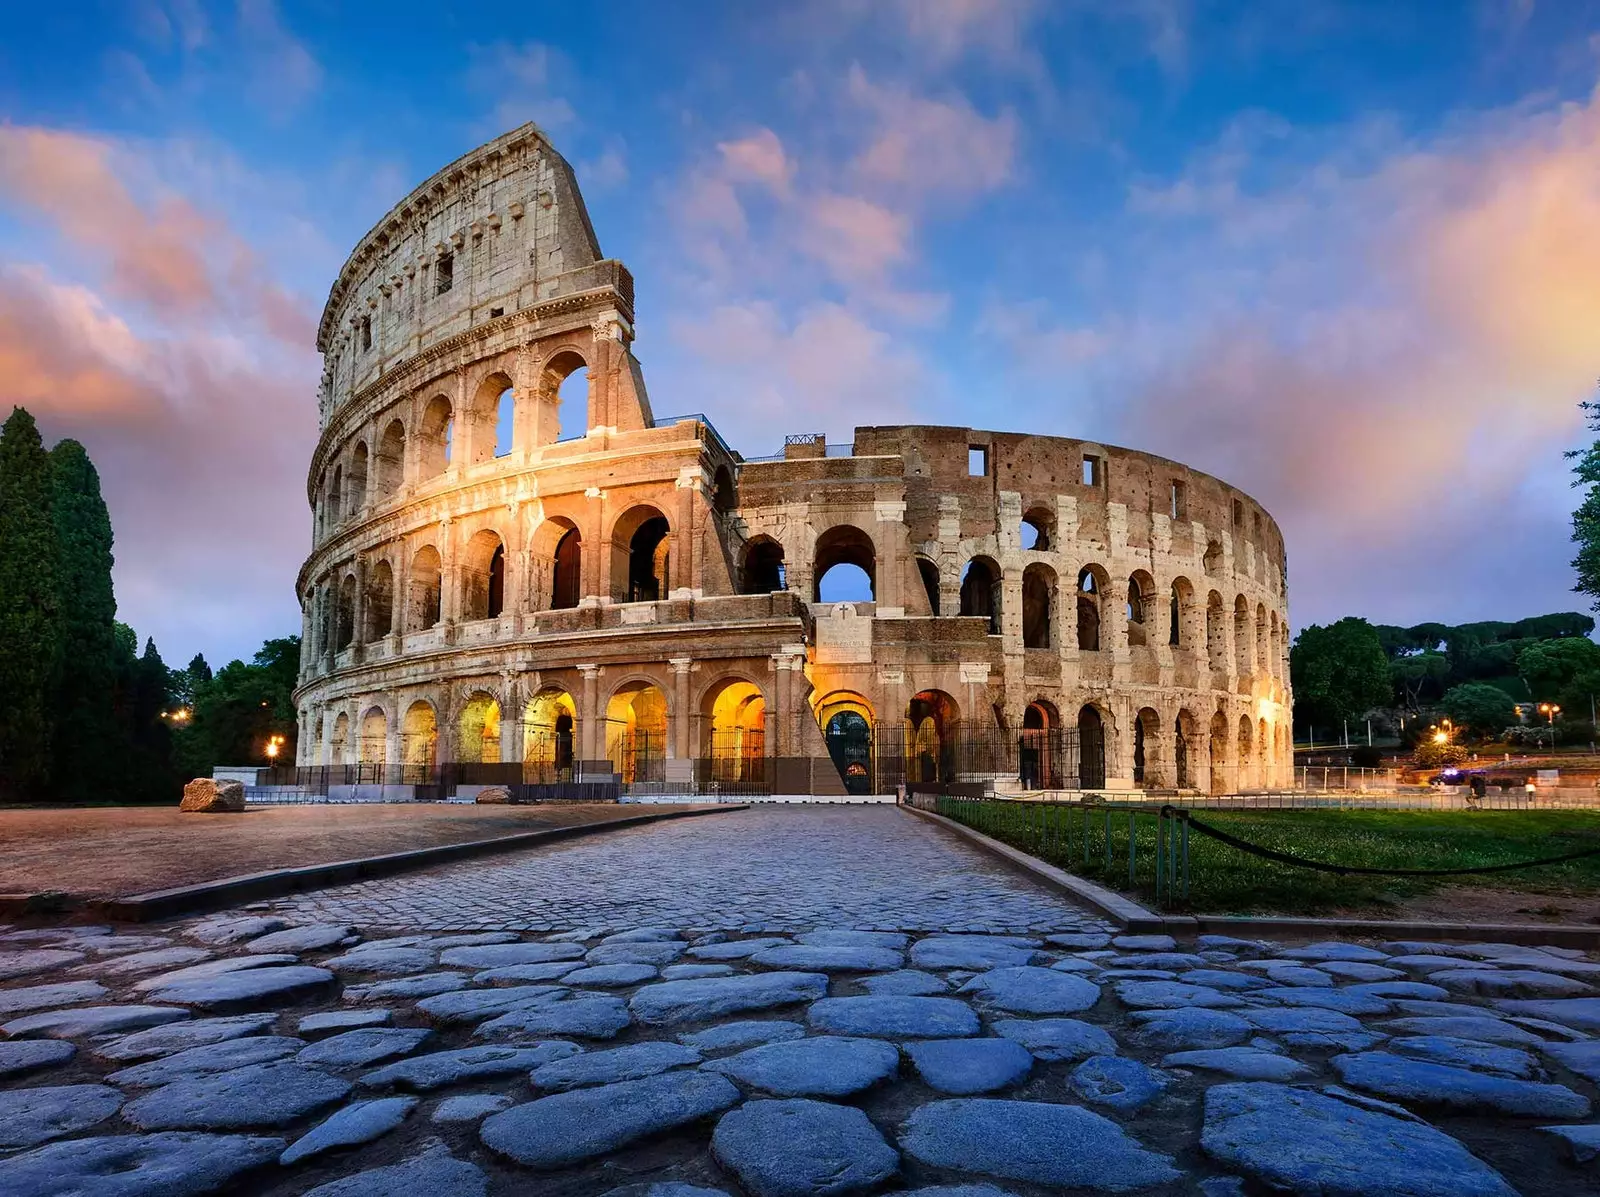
xmin=799 ymin=193 xmax=912 ymax=283
xmin=718 ymin=128 xmax=793 ymax=194
xmin=848 ymin=66 xmax=1017 ymax=200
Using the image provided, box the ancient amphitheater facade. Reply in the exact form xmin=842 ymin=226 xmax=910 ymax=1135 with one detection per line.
xmin=295 ymin=124 xmax=1293 ymax=796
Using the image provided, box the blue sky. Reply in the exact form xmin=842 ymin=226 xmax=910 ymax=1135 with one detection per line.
xmin=3 ymin=0 xmax=1599 ymax=668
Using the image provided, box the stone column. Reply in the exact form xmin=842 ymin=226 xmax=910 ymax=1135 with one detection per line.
xmin=874 ymin=500 xmax=906 ymax=613
xmin=669 ymin=658 xmax=693 ymax=759
xmin=500 ymin=674 xmax=521 ymax=764
xmin=351 ymin=557 xmax=367 ymax=664
xmin=385 ymin=693 xmax=403 ymax=769
xmin=770 ymin=654 xmax=790 ymax=758
xmin=577 ymin=664 xmax=602 ymax=764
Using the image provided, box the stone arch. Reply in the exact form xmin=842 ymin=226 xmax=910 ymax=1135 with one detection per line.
xmin=1022 ymin=563 xmax=1056 ymax=649
xmin=1077 ymin=566 xmax=1109 ymax=652
xmin=611 ymin=504 xmax=671 ymax=602
xmin=458 ymin=691 xmax=502 ymax=765
xmin=461 ymin=529 xmax=506 ymax=621
xmin=960 ymin=556 xmax=1002 ymax=634
xmin=1021 ymin=505 xmax=1054 ymax=551
xmin=1170 ymin=576 xmax=1195 ymax=647
xmin=1175 ymin=708 xmax=1199 ymax=788
xmin=1126 ymin=570 xmax=1155 ymax=648
xmin=1256 ymin=603 xmax=1270 ymax=680
xmin=1203 ymin=539 xmax=1223 ymax=575
xmin=365 ymin=560 xmax=394 ymax=643
xmin=816 ymin=690 xmax=875 ymax=794
xmin=407 ymin=545 xmax=443 ymax=630
xmin=1206 ymin=590 xmax=1227 ymax=671
xmin=1133 ymin=706 xmax=1161 ymax=787
xmin=401 ymin=700 xmax=438 ymax=773
xmin=469 ymin=371 xmax=515 ymax=465
xmin=376 ymin=419 xmax=406 ymax=498
xmin=523 ymin=686 xmax=577 ymax=779
xmin=1234 ymin=595 xmax=1253 ymax=676
xmin=540 ymin=349 xmax=589 ymax=443
xmin=712 ymin=465 xmax=737 ymax=514
xmin=328 ymin=464 xmax=344 ymax=526
xmin=329 ymin=712 xmax=349 ymax=765
xmin=418 ymin=394 xmax=453 ymax=478
xmin=359 ymin=706 xmax=387 ymax=765
xmin=1268 ymin=610 xmax=1281 ymax=680
xmin=814 ymin=524 xmax=876 ymax=603
xmin=1209 ymin=709 xmax=1229 ymax=793
xmin=336 ymin=574 xmax=356 ymax=650
xmin=1238 ymin=714 xmax=1255 ymax=789
xmin=701 ymin=676 xmax=768 ymax=782
xmin=348 ymin=442 xmax=368 ymax=517
xmin=740 ymin=536 xmax=786 ymax=594
xmin=915 ymin=555 xmax=941 ymax=615
xmin=605 ymin=679 xmax=669 ymax=782
xmin=907 ymin=689 xmax=961 ymax=784
xmin=1077 ymin=704 xmax=1107 ymax=789
xmin=530 ymin=517 xmax=582 ymax=611
xmin=1021 ymin=699 xmax=1060 ymax=788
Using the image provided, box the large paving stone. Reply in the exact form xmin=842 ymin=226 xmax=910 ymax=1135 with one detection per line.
xmin=244 ymin=923 xmax=356 ymax=954
xmin=474 ymin=962 xmax=585 ymax=984
xmin=1496 ymin=997 xmax=1600 ymax=1032
xmin=533 ymin=1042 xmax=702 ymax=1090
xmin=300 ymin=1008 xmax=393 ymax=1035
xmin=632 ymin=972 xmax=830 ymax=1025
xmin=280 ymin=1096 xmax=417 ymax=1164
xmin=122 ymin=1061 xmax=352 ymax=1130
xmin=432 ymin=1093 xmax=514 ymax=1123
xmin=109 ymin=1036 xmax=307 ymax=1086
xmin=601 ymin=1186 xmax=732 ymax=1197
xmin=562 ymin=963 xmax=660 ymax=987
xmin=961 ymin=966 xmax=1100 ymax=1014
xmin=1389 ymin=1035 xmax=1537 ymax=1078
xmin=862 ymin=969 xmax=948 ymax=996
xmin=687 ymin=937 xmax=792 ymax=960
xmin=1111 ymin=934 xmax=1177 ymax=951
xmin=1537 ymin=1122 xmax=1600 ymax=1165
xmin=1241 ymin=963 xmax=1334 ymax=988
xmin=1113 ymin=980 xmax=1241 ymax=1010
xmin=1201 ymin=1082 xmax=1516 ymax=1196
xmin=361 ymin=1043 xmax=578 ymax=1091
xmin=440 ymin=942 xmax=587 ymax=968
xmin=0 ymin=1083 xmax=124 ymax=1148
xmin=0 ymin=979 xmax=110 ymax=1016
xmin=904 ymin=1037 xmax=1033 ymax=1094
xmin=680 ymin=1020 xmax=807 ymax=1052
xmin=586 ymin=941 xmax=689 ymax=966
xmin=1129 ymin=1007 xmax=1253 ymax=1051
xmin=750 ymin=944 xmax=904 ymax=972
xmin=797 ymin=929 xmax=909 ymax=950
xmin=96 ymin=1014 xmax=279 ymax=1061
xmin=1180 ymin=969 xmax=1270 ymax=991
xmin=146 ymin=965 xmax=335 ymax=1011
xmin=474 ymin=993 xmax=632 ymax=1040
xmin=1332 ymin=1051 xmax=1591 ymax=1117
xmin=431 ymin=931 xmax=522 ymax=948
xmin=901 ymin=1098 xmax=1180 ymax=1190
xmin=0 ymin=1039 xmax=75 ymax=1078
xmin=93 ymin=947 xmax=213 ymax=977
xmin=345 ymin=972 xmax=469 ymax=1001
xmin=1546 ymin=1039 xmax=1600 ymax=1084
xmin=1242 ymin=1007 xmax=1368 ymax=1036
xmin=1251 ymin=987 xmax=1393 ymax=1016
xmin=1277 ymin=942 xmax=1391 ymax=963
xmin=808 ymin=996 xmax=980 ymax=1039
xmin=1069 ymin=1055 xmax=1169 ymax=1110
xmin=0 ymin=1131 xmax=285 ymax=1196
xmin=1163 ymin=1047 xmax=1312 ymax=1081
xmin=712 ymin=1098 xmax=899 ymax=1197
xmin=1431 ymin=968 xmax=1595 ymax=999
xmin=188 ymin=915 xmax=290 ymax=945
xmin=3 ymin=1004 xmax=189 ymax=1039
xmin=1346 ymin=981 xmax=1449 ymax=1001
xmin=1049 ymin=932 xmax=1113 ymax=949
xmin=1111 ymin=952 xmax=1209 ymax=969
xmin=662 ymin=964 xmax=735 ymax=981
xmin=414 ymin=984 xmax=564 ymax=1024
xmin=601 ymin=927 xmax=684 ymax=943
xmin=993 ymin=1017 xmax=1117 ymax=1061
xmin=295 ymin=1027 xmax=433 ymax=1068
xmin=707 ymin=1036 xmax=900 ymax=1097
xmin=1383 ymin=1016 xmax=1552 ymax=1047
xmin=0 ymin=948 xmax=85 ymax=980
xmin=132 ymin=954 xmax=300 ymax=993
xmin=480 ymin=1070 xmax=741 ymax=1168
xmin=1316 ymin=961 xmax=1405 ymax=982
xmin=300 ymin=1144 xmax=489 ymax=1196
xmin=324 ymin=947 xmax=438 ymax=975
xmin=909 ymin=937 xmax=1037 ymax=970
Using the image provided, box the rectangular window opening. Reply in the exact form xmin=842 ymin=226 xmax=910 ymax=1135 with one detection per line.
xmin=1232 ymin=498 xmax=1243 ymax=526
xmin=489 ymin=306 xmax=504 ymax=319
xmin=1253 ymin=511 xmax=1262 ymax=539
xmin=435 ymin=253 xmax=454 ymax=295
xmin=968 ymin=446 xmax=988 ymax=477
xmin=1170 ymin=480 xmax=1187 ymax=520
xmin=1082 ymin=454 xmax=1104 ymax=487
xmin=360 ymin=316 xmax=372 ymax=352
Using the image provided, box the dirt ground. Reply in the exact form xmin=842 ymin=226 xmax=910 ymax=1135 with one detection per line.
xmin=1378 ymin=884 xmax=1600 ymax=925
xmin=0 ymin=803 xmax=698 ymax=900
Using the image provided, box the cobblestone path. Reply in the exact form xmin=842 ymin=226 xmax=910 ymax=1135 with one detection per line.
xmin=0 ymin=807 xmax=1596 ymax=1195
xmin=266 ymin=806 xmax=1106 ymax=934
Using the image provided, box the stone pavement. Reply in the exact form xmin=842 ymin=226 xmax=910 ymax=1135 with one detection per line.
xmin=0 ymin=807 xmax=1595 ymax=1194
xmin=266 ymin=806 xmax=1104 ymax=933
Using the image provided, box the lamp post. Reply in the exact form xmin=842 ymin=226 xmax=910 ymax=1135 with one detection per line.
xmin=265 ymin=734 xmax=285 ymax=766
xmin=1538 ymin=703 xmax=1561 ymax=749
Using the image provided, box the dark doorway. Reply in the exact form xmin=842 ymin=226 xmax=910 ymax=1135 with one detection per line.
xmin=552 ymin=528 xmax=581 ymax=609
xmin=487 ymin=545 xmax=506 ymax=618
xmin=629 ymin=516 xmax=670 ymax=602
xmin=825 ymin=711 xmax=873 ymax=795
xmin=1078 ymin=705 xmax=1106 ymax=789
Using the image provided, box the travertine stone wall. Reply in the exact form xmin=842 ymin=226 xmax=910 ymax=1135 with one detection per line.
xmin=295 ymin=125 xmax=1292 ymax=792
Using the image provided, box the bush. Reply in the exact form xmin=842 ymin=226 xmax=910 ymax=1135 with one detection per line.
xmin=1413 ymin=741 xmax=1467 ymax=768
xmin=1350 ymin=745 xmax=1383 ymax=768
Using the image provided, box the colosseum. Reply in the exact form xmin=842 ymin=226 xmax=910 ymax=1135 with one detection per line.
xmin=294 ymin=124 xmax=1293 ymax=798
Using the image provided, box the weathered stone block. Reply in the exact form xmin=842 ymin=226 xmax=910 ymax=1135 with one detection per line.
xmin=180 ymin=778 xmax=245 ymax=813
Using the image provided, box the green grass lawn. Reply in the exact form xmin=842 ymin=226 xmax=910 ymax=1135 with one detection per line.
xmin=934 ymin=798 xmax=1600 ymax=916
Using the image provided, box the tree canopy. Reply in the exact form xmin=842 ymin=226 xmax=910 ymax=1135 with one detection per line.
xmin=1441 ymin=682 xmax=1518 ymax=739
xmin=0 ymin=408 xmax=60 ymax=800
xmin=1290 ymin=618 xmax=1392 ymax=730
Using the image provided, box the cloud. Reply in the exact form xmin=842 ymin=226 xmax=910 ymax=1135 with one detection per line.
xmin=236 ymin=0 xmax=322 ymax=113
xmin=718 ymin=128 xmax=793 ymax=194
xmin=847 ymin=67 xmax=1017 ymax=200
xmin=470 ymin=42 xmax=579 ymax=132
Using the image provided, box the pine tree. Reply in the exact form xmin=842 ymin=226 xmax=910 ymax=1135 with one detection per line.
xmin=0 ymin=408 xmax=60 ymax=800
xmin=48 ymin=439 xmax=117 ymax=801
xmin=1571 ymin=398 xmax=1600 ymax=610
xmin=126 ymin=636 xmax=178 ymax=802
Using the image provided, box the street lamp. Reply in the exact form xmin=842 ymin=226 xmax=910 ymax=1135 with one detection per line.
xmin=265 ymin=734 xmax=285 ymax=763
xmin=1538 ymin=703 xmax=1561 ymax=748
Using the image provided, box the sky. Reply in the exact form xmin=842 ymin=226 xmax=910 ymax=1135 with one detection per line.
xmin=3 ymin=0 xmax=1599 ymax=669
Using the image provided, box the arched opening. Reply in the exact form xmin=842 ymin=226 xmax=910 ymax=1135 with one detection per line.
xmin=817 ymin=691 xmax=874 ymax=794
xmin=702 ymin=678 xmax=767 ymax=783
xmin=523 ymin=688 xmax=577 ymax=781
xmin=1268 ymin=611 xmax=1281 ymax=680
xmin=461 ymin=530 xmax=505 ymax=621
xmin=419 ymin=395 xmax=453 ymax=478
xmin=359 ymin=707 xmax=386 ymax=765
xmin=459 ymin=693 xmax=502 ymax=765
xmin=530 ymin=518 xmax=581 ymax=611
xmin=611 ymin=506 xmax=670 ymax=603
xmin=959 ymin=557 xmax=1001 ymax=634
xmin=740 ymin=537 xmax=786 ymax=594
xmin=401 ymin=700 xmax=437 ymax=778
xmin=376 ymin=420 xmax=406 ymax=499
xmin=1077 ymin=705 xmax=1106 ymax=789
xmin=494 ymin=385 xmax=515 ymax=458
xmin=552 ymin=527 xmax=581 ymax=609
xmin=1256 ymin=604 xmax=1269 ymax=679
xmin=365 ymin=561 xmax=394 ymax=643
xmin=1170 ymin=577 xmax=1194 ymax=647
xmin=1206 ymin=591 xmax=1226 ymax=671
xmin=1126 ymin=572 xmax=1154 ymax=648
xmin=1258 ymin=717 xmax=1271 ymax=788
xmin=1077 ymin=568 xmax=1103 ymax=652
xmin=1020 ymin=506 xmax=1054 ymax=551
xmin=1021 ymin=700 xmax=1059 ymax=788
xmin=1022 ymin=563 xmax=1055 ymax=648
xmin=906 ymin=689 xmax=960 ymax=784
xmin=814 ymin=525 xmax=876 ymax=603
xmin=1234 ymin=595 xmax=1253 ymax=675
xmin=1134 ymin=707 xmax=1160 ymax=787
xmin=348 ymin=443 xmax=368 ymax=517
xmin=328 ymin=465 xmax=343 ymax=526
xmin=408 ymin=546 xmax=443 ymax=630
xmin=1175 ymin=710 xmax=1197 ymax=788
xmin=915 ymin=556 xmax=941 ymax=615
xmin=713 ymin=466 xmax=737 ymax=514
xmin=1203 ymin=539 xmax=1223 ymax=575
xmin=1238 ymin=715 xmax=1255 ymax=790
xmin=1209 ymin=710 xmax=1229 ymax=794
xmin=329 ymin=712 xmax=349 ymax=766
xmin=546 ymin=353 xmax=588 ymax=442
xmin=336 ymin=575 xmax=356 ymax=651
xmin=606 ymin=681 xmax=668 ymax=783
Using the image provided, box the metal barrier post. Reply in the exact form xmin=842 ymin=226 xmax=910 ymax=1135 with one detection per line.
xmin=1128 ymin=812 xmax=1136 ymax=887
xmin=1104 ymin=810 xmax=1111 ymax=873
xmin=1154 ymin=811 xmax=1164 ymax=903
xmin=1181 ymin=813 xmax=1190 ymax=899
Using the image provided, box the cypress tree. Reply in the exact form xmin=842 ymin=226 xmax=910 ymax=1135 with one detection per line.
xmin=48 ymin=439 xmax=117 ymax=801
xmin=0 ymin=407 xmax=59 ymax=800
